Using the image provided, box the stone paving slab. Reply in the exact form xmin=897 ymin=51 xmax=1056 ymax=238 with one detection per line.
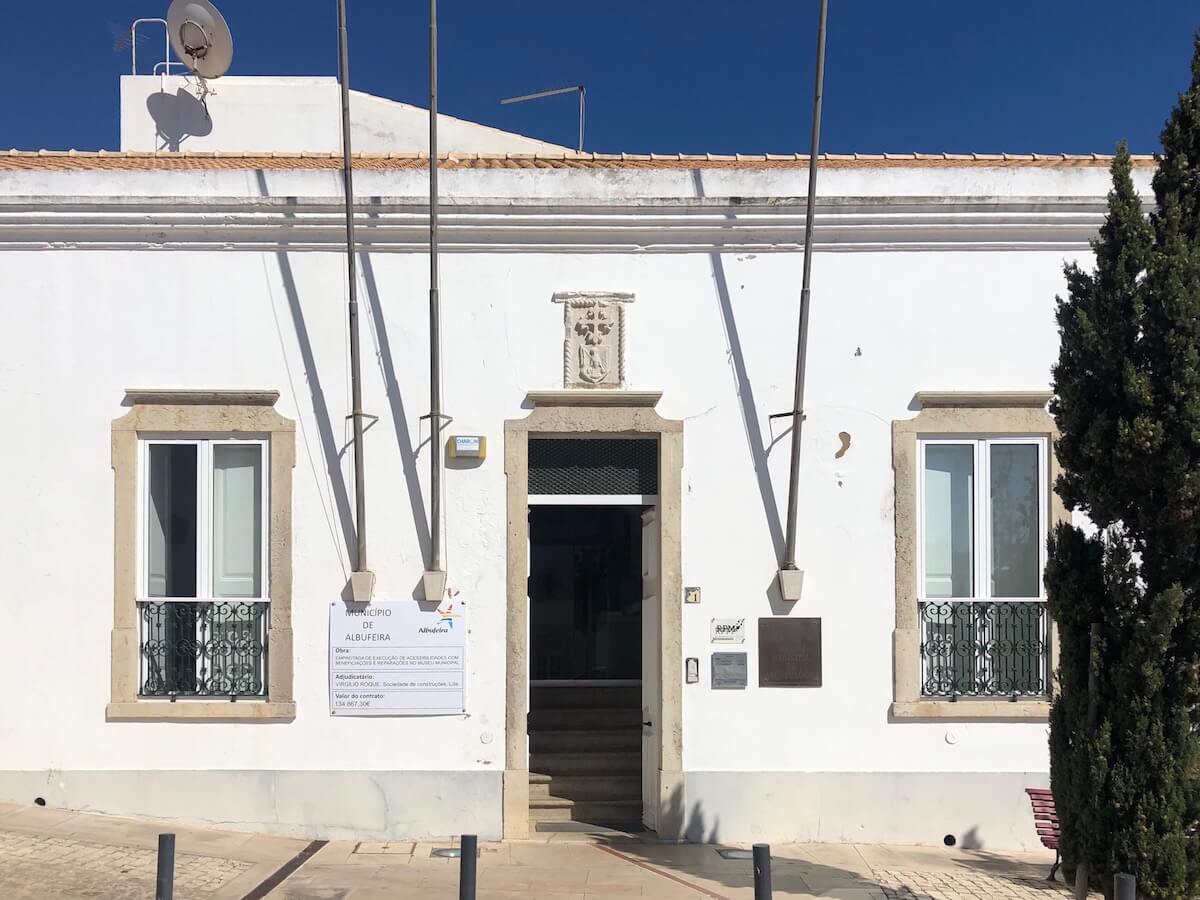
xmin=0 ymin=802 xmax=1095 ymax=900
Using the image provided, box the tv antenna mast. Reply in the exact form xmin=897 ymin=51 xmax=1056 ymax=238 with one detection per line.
xmin=500 ymin=85 xmax=586 ymax=152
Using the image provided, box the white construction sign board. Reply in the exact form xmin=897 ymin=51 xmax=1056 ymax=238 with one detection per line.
xmin=329 ymin=600 xmax=466 ymax=716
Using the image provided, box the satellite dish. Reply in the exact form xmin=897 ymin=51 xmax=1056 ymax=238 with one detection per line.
xmin=165 ymin=0 xmax=233 ymax=79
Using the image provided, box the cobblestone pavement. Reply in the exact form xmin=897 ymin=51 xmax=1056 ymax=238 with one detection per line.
xmin=0 ymin=828 xmax=252 ymax=900
xmin=875 ymin=868 xmax=1083 ymax=900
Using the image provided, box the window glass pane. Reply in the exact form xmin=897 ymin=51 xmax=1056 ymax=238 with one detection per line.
xmin=212 ymin=445 xmax=263 ymax=598
xmin=990 ymin=443 xmax=1040 ymax=597
xmin=923 ymin=444 xmax=974 ymax=598
xmin=147 ymin=444 xmax=197 ymax=598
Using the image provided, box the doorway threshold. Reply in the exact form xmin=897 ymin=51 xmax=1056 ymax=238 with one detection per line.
xmin=533 ymin=820 xmax=650 ymax=841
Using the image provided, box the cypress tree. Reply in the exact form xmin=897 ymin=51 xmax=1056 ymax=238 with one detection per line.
xmin=1048 ymin=34 xmax=1200 ymax=899
xmin=1045 ymin=524 xmax=1106 ymax=881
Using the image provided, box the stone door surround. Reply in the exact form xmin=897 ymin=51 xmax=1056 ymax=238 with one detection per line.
xmin=503 ymin=390 xmax=683 ymax=839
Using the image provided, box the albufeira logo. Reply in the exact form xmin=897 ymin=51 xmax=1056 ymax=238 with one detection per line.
xmin=417 ymin=602 xmax=462 ymax=634
xmin=436 ymin=602 xmax=462 ymax=629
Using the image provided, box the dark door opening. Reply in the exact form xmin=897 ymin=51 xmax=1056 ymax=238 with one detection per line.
xmin=529 ymin=506 xmax=642 ymax=680
xmin=527 ymin=505 xmax=644 ymax=831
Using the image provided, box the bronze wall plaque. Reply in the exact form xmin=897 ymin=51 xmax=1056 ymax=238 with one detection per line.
xmin=758 ymin=617 xmax=822 ymax=687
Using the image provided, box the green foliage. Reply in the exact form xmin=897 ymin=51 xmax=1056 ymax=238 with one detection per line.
xmin=1047 ymin=33 xmax=1200 ymax=900
xmin=1046 ymin=524 xmax=1105 ymax=879
xmin=1051 ymin=148 xmax=1152 ymax=531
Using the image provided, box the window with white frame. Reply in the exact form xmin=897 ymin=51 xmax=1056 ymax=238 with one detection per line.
xmin=138 ymin=436 xmax=269 ymax=698
xmin=917 ymin=436 xmax=1049 ymax=698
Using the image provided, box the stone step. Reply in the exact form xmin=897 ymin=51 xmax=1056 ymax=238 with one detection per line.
xmin=529 ymin=728 xmax=641 ymax=753
xmin=528 ymin=795 xmax=575 ymax=824
xmin=529 ymin=751 xmax=640 ymax=775
xmin=571 ymin=799 xmax=644 ymax=827
xmin=545 ymin=773 xmax=641 ymax=802
xmin=529 ymin=772 xmax=552 ymax=799
xmin=530 ymin=684 xmax=642 ymax=709
xmin=528 ymin=707 xmax=643 ymax=732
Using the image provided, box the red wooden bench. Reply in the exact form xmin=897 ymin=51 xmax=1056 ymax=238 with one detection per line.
xmin=1025 ymin=787 xmax=1061 ymax=880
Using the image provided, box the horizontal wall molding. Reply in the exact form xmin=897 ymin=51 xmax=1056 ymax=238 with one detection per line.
xmin=914 ymin=391 xmax=1053 ymax=409
xmin=124 ymin=389 xmax=282 ymax=406
xmin=526 ymin=390 xmax=664 ymax=408
xmin=0 ymin=194 xmax=1121 ymax=253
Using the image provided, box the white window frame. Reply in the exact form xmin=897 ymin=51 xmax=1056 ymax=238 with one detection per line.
xmin=916 ymin=435 xmax=1048 ymax=605
xmin=136 ymin=434 xmax=271 ymax=606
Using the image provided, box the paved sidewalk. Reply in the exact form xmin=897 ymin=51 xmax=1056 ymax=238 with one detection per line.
xmin=0 ymin=801 xmax=1083 ymax=899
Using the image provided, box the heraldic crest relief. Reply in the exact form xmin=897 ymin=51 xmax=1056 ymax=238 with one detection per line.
xmin=552 ymin=292 xmax=634 ymax=388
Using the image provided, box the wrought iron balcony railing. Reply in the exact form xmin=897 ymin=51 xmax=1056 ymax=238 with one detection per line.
xmin=919 ymin=600 xmax=1048 ymax=699
xmin=138 ymin=601 xmax=268 ymax=698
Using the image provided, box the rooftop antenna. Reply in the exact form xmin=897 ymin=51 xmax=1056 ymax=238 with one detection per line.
xmin=164 ymin=0 xmax=233 ymax=95
xmin=500 ymin=85 xmax=585 ymax=152
xmin=335 ymin=0 xmax=375 ymax=602
xmin=125 ymin=19 xmax=181 ymax=75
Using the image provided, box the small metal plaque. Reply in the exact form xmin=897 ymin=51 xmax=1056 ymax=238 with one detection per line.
xmin=711 ymin=652 xmax=748 ymax=689
xmin=710 ymin=618 xmax=746 ymax=644
xmin=758 ymin=617 xmax=822 ymax=687
xmin=684 ymin=586 xmax=702 ymax=604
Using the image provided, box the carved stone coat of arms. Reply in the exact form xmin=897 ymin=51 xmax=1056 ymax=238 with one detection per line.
xmin=553 ymin=292 xmax=633 ymax=388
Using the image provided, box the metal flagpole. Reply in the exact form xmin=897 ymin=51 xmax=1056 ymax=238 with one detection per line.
xmin=423 ymin=0 xmax=448 ymax=602
xmin=336 ymin=0 xmax=371 ymax=595
xmin=778 ymin=0 xmax=829 ymax=602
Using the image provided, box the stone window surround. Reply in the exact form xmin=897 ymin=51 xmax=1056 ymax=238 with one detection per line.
xmin=107 ymin=390 xmax=296 ymax=722
xmin=891 ymin=391 xmax=1064 ymax=721
xmin=502 ymin=390 xmax=684 ymax=839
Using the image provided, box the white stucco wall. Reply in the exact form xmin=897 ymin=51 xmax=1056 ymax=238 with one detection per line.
xmin=0 ymin=158 xmax=1151 ymax=845
xmin=119 ymin=76 xmax=572 ymax=154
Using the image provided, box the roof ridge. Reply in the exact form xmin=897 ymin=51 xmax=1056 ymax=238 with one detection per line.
xmin=0 ymin=149 xmax=1160 ymax=159
xmin=0 ymin=150 xmax=1160 ymax=171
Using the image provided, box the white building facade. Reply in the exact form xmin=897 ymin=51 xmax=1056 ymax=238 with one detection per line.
xmin=0 ymin=76 xmax=1150 ymax=850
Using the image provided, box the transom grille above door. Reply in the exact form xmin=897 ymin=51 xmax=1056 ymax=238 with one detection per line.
xmin=528 ymin=438 xmax=658 ymax=495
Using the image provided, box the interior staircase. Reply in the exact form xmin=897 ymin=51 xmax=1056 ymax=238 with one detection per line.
xmin=527 ymin=683 xmax=642 ymax=830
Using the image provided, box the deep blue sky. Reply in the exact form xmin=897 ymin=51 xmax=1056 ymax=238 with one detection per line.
xmin=3 ymin=2 xmax=1197 ymax=154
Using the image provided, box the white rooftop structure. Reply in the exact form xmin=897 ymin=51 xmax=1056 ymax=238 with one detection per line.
xmin=120 ymin=75 xmax=574 ymax=154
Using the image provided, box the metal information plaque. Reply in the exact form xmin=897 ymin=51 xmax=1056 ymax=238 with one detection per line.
xmin=758 ymin=617 xmax=822 ymax=687
xmin=711 ymin=652 xmax=748 ymax=689
xmin=329 ymin=600 xmax=466 ymax=715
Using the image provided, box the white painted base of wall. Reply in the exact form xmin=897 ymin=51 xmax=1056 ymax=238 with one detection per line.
xmin=682 ymin=772 xmax=1049 ymax=851
xmin=0 ymin=770 xmax=1046 ymax=849
xmin=0 ymin=770 xmax=502 ymax=841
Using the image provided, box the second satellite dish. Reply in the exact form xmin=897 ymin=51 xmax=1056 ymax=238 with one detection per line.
xmin=166 ymin=0 xmax=233 ymax=79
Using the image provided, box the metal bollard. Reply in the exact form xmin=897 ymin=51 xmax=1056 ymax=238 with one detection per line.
xmin=1114 ymin=873 xmax=1136 ymax=900
xmin=155 ymin=833 xmax=175 ymax=900
xmin=753 ymin=843 xmax=772 ymax=900
xmin=458 ymin=834 xmax=478 ymax=900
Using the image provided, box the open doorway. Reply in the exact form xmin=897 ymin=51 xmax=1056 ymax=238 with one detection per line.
xmin=527 ymin=504 xmax=647 ymax=831
xmin=504 ymin=402 xmax=682 ymax=841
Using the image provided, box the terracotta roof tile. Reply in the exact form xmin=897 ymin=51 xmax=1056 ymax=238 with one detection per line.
xmin=0 ymin=150 xmax=1158 ymax=172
